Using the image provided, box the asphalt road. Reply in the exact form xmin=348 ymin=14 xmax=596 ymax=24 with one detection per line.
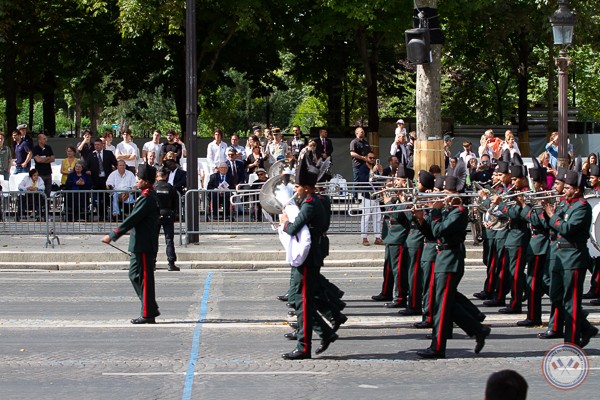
xmin=0 ymin=267 xmax=598 ymax=400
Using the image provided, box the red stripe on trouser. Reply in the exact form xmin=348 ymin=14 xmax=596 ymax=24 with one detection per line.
xmin=528 ymin=255 xmax=540 ymax=321
xmin=486 ymin=251 xmax=496 ymax=293
xmin=427 ymin=262 xmax=436 ymax=323
xmin=302 ymin=270 xmax=309 ymax=353
xmin=382 ymin=261 xmax=391 ymax=295
xmin=572 ymin=269 xmax=579 ymax=344
xmin=497 ymin=250 xmax=507 ymax=301
xmin=396 ymin=246 xmax=404 ymax=302
xmin=142 ymin=252 xmax=148 ymax=318
xmin=552 ymin=306 xmax=559 ymax=332
xmin=411 ymin=248 xmax=422 ymax=309
xmin=594 ymin=270 xmax=600 ymax=296
xmin=436 ymin=273 xmax=453 ymax=352
xmin=510 ymin=246 xmax=523 ymax=309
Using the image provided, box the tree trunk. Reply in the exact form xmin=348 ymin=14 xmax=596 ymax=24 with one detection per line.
xmin=343 ymin=78 xmax=350 ymax=128
xmin=89 ymin=96 xmax=99 ymax=135
xmin=414 ymin=44 xmax=443 ymax=172
xmin=3 ymin=35 xmax=18 ymax=135
xmin=73 ymin=90 xmax=83 ymax=137
xmin=42 ymin=72 xmax=56 ymax=137
xmin=325 ymin=75 xmax=343 ymax=131
xmin=174 ymin=78 xmax=187 ymax=137
xmin=29 ymin=92 xmax=34 ymax=130
xmin=354 ymin=29 xmax=381 ymax=134
xmin=516 ymin=37 xmax=530 ymax=156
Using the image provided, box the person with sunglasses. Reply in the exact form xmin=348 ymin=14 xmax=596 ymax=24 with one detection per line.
xmin=470 ymin=154 xmax=494 ymax=185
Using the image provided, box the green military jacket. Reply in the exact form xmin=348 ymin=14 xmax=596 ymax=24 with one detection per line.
xmin=549 ymin=196 xmax=592 ymax=270
xmin=547 ymin=198 xmax=566 ymax=264
xmin=502 ymin=187 xmax=531 ymax=247
xmin=406 ymin=213 xmax=425 ymax=249
xmin=429 ymin=205 xmax=468 ymax=273
xmin=418 ymin=212 xmax=437 ymax=263
xmin=284 ymin=193 xmax=327 ymax=268
xmin=109 ymin=187 xmax=160 ymax=254
xmin=382 ymin=200 xmax=410 ymax=245
xmin=520 ymin=204 xmax=549 ymax=256
xmin=381 ymin=215 xmax=389 ymax=240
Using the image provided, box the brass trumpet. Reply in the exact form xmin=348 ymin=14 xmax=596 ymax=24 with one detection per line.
xmin=369 ymin=186 xmax=416 ymax=201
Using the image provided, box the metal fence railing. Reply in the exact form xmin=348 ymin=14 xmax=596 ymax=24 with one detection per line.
xmin=1 ymin=182 xmax=386 ymax=246
xmin=0 ymin=191 xmax=51 ymax=246
xmin=181 ymin=184 xmax=375 ymax=240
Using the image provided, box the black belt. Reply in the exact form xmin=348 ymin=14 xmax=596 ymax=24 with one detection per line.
xmin=436 ymin=243 xmax=461 ymax=251
xmin=424 ymin=240 xmax=437 ymax=244
xmin=508 ymin=222 xmax=528 ymax=230
xmin=556 ymin=242 xmax=583 ymax=249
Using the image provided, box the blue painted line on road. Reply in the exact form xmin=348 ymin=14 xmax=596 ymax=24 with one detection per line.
xmin=182 ymin=272 xmax=213 ymax=400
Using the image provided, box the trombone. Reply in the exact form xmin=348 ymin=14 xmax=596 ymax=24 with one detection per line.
xmin=472 ymin=180 xmax=502 ymax=197
xmin=369 ymin=186 xmax=416 ymax=201
xmin=348 ymin=193 xmax=479 ymax=217
xmin=230 ymin=185 xmax=264 ymax=206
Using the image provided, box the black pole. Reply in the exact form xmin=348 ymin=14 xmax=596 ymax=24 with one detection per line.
xmin=185 ymin=0 xmax=199 ymax=243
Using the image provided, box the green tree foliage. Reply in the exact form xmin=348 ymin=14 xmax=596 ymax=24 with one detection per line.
xmin=4 ymin=0 xmax=600 ymax=141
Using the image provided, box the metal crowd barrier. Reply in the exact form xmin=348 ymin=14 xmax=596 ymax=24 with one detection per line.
xmin=0 ymin=191 xmax=51 ymax=246
xmin=47 ymin=189 xmax=184 ymax=247
xmin=181 ymin=183 xmax=380 ymax=241
xmin=1 ymin=182 xmax=384 ymax=246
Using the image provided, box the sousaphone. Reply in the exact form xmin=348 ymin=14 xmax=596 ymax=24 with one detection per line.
xmin=259 ymin=173 xmax=296 ymax=214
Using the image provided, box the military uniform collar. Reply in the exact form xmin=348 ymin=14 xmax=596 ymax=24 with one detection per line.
xmin=142 ymin=186 xmax=154 ymax=196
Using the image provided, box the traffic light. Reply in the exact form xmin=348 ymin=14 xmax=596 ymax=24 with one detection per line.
xmin=405 ymin=28 xmax=431 ymax=65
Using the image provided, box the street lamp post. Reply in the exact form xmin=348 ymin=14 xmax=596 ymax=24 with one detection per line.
xmin=549 ymin=0 xmax=576 ymax=169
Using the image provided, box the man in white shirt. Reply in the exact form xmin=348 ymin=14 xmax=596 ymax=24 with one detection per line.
xmin=106 ymin=160 xmax=137 ymax=218
xmin=115 ymin=129 xmax=140 ymax=174
xmin=142 ymin=130 xmax=163 ymax=166
xmin=457 ymin=141 xmax=477 ymax=166
xmin=229 ymin=134 xmax=246 ymax=160
xmin=266 ymin=128 xmax=289 ymax=164
xmin=206 ymin=128 xmax=228 ymax=171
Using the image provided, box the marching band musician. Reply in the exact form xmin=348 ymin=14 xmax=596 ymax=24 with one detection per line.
xmin=473 ymin=171 xmax=501 ymax=300
xmin=481 ymin=152 xmax=512 ymax=306
xmin=514 ymin=158 xmax=548 ymax=327
xmin=538 ymin=167 xmax=568 ymax=339
xmin=414 ymin=175 xmax=490 ymax=359
xmin=492 ymin=154 xmax=531 ymax=315
xmin=412 ymin=174 xmax=445 ymax=327
xmin=279 ymin=151 xmax=338 ymax=360
xmin=371 ymin=161 xmax=397 ymax=302
xmin=543 ymin=170 xmax=598 ymax=347
xmin=400 ymin=171 xmax=435 ymax=317
xmin=314 ymin=186 xmax=348 ymax=333
xmin=381 ymin=164 xmax=414 ymax=310
xmin=583 ymin=164 xmax=600 ymax=305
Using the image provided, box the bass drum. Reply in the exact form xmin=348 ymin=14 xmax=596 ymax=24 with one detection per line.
xmin=587 ymin=195 xmax=600 ymax=257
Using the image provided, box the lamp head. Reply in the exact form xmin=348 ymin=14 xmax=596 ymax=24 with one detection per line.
xmin=550 ymin=0 xmax=576 ymax=46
